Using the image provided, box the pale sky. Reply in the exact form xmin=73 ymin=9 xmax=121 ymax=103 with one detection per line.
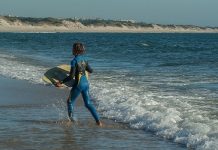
xmin=0 ymin=0 xmax=218 ymax=27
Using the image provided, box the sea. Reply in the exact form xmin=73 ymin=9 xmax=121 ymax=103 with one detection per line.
xmin=0 ymin=33 xmax=218 ymax=150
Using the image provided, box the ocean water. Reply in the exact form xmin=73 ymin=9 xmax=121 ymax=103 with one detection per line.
xmin=0 ymin=33 xmax=218 ymax=149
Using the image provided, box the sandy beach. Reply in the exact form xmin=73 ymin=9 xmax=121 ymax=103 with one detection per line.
xmin=1 ymin=24 xmax=217 ymax=33
xmin=0 ymin=76 xmax=185 ymax=150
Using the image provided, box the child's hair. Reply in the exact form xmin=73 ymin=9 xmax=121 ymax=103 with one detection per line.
xmin=73 ymin=42 xmax=85 ymax=55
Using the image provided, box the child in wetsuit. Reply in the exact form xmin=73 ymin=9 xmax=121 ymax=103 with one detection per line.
xmin=56 ymin=42 xmax=102 ymax=126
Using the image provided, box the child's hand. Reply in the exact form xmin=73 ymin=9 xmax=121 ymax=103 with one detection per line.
xmin=55 ymin=81 xmax=63 ymax=87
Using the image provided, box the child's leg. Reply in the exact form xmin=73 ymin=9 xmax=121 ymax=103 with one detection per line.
xmin=81 ymin=88 xmax=100 ymax=122
xmin=66 ymin=95 xmax=72 ymax=117
xmin=67 ymin=86 xmax=80 ymax=119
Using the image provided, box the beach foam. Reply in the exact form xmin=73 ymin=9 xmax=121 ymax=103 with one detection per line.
xmin=91 ymin=76 xmax=218 ymax=150
xmin=0 ymin=53 xmax=46 ymax=84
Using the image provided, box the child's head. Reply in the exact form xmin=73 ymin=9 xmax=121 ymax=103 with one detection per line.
xmin=72 ymin=42 xmax=85 ymax=56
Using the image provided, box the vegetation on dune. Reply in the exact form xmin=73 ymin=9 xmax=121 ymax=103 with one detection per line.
xmin=0 ymin=15 xmax=217 ymax=30
xmin=0 ymin=15 xmax=167 ymax=28
xmin=77 ymin=19 xmax=151 ymax=28
xmin=1 ymin=16 xmax=63 ymax=26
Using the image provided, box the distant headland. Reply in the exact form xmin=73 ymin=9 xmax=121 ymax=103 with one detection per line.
xmin=0 ymin=15 xmax=218 ymax=33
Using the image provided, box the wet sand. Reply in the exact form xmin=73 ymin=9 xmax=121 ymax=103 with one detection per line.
xmin=0 ymin=76 xmax=186 ymax=150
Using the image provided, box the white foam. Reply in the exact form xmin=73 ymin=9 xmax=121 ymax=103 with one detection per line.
xmin=90 ymin=76 xmax=218 ymax=150
xmin=141 ymin=43 xmax=149 ymax=47
xmin=0 ymin=53 xmax=46 ymax=84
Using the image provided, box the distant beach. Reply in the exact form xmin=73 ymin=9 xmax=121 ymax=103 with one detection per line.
xmin=1 ymin=15 xmax=218 ymax=33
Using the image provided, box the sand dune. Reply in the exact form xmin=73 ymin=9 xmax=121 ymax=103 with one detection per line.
xmin=0 ymin=16 xmax=218 ymax=33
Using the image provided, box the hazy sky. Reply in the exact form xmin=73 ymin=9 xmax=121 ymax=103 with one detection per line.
xmin=0 ymin=0 xmax=218 ymax=27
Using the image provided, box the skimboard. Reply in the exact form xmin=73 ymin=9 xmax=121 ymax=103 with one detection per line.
xmin=42 ymin=64 xmax=74 ymax=87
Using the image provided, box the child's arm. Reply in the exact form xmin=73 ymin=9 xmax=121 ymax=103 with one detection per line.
xmin=55 ymin=60 xmax=76 ymax=87
xmin=86 ymin=62 xmax=93 ymax=73
xmin=61 ymin=66 xmax=75 ymax=84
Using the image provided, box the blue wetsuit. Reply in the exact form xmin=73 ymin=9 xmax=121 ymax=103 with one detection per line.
xmin=61 ymin=55 xmax=100 ymax=122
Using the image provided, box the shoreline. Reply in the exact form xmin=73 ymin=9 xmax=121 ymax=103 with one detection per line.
xmin=0 ymin=76 xmax=186 ymax=150
xmin=1 ymin=27 xmax=218 ymax=33
xmin=0 ymin=32 xmax=216 ymax=149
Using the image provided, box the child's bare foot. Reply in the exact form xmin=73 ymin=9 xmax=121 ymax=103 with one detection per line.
xmin=96 ymin=120 xmax=103 ymax=127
